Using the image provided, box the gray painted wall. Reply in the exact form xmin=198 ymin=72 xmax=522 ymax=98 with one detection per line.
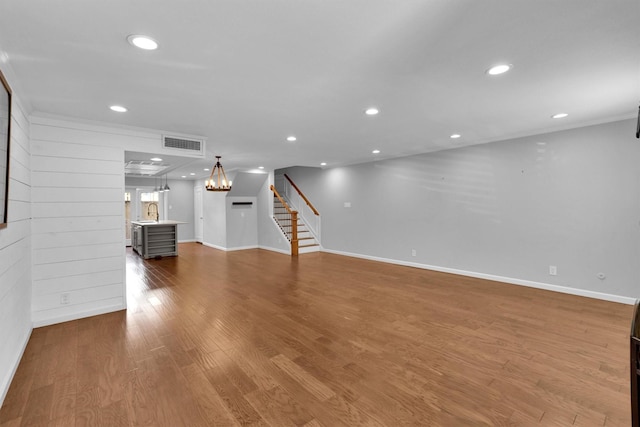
xmin=282 ymin=119 xmax=640 ymax=299
xmin=226 ymin=197 xmax=258 ymax=249
xmin=203 ymin=191 xmax=227 ymax=248
xmin=165 ymin=179 xmax=195 ymax=242
xmin=124 ymin=177 xmax=195 ymax=241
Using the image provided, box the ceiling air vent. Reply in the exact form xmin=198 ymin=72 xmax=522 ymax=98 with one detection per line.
xmin=162 ymin=135 xmax=204 ymax=155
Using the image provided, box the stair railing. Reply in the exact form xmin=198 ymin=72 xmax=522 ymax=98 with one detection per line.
xmin=282 ymin=174 xmax=321 ymax=243
xmin=270 ymin=185 xmax=298 ymax=256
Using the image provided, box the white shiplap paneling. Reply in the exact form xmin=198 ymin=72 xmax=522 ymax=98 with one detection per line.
xmin=30 ymin=119 xmax=127 ymax=327
xmin=0 ymin=93 xmax=32 ymax=407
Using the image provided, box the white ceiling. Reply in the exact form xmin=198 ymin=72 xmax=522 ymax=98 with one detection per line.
xmin=0 ymin=1 xmax=638 ymax=179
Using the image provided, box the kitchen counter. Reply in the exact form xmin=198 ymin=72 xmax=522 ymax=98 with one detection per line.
xmin=131 ymin=220 xmax=186 ymax=259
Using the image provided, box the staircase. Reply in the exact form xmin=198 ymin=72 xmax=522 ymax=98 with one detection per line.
xmin=273 ymin=194 xmax=320 ymax=254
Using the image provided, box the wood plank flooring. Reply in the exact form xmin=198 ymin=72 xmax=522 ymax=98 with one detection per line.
xmin=0 ymin=243 xmax=634 ymax=426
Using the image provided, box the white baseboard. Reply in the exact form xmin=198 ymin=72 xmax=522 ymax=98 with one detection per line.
xmin=201 ymin=242 xmax=260 ymax=252
xmin=321 ymin=248 xmax=636 ymax=305
xmin=226 ymin=245 xmax=259 ymax=252
xmin=0 ymin=326 xmax=32 ymax=408
xmin=32 ymin=302 xmax=127 ymax=328
xmin=202 ymin=242 xmax=226 ymax=251
xmin=258 ymin=245 xmax=291 ymax=256
xmin=178 ymin=239 xmax=197 ymax=243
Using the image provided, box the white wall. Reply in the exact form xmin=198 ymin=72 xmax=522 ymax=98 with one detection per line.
xmin=0 ymin=93 xmax=32 ymax=406
xmin=226 ymin=197 xmax=258 ymax=249
xmin=257 ymin=171 xmax=290 ymax=254
xmin=29 ymin=115 xmax=202 ymax=326
xmin=283 ymin=119 xmax=640 ymax=302
xmin=203 ymin=191 xmax=227 ymax=249
xmin=30 ymin=123 xmax=126 ymax=326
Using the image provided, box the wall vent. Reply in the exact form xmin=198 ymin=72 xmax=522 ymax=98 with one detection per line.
xmin=162 ymin=135 xmax=204 ymax=155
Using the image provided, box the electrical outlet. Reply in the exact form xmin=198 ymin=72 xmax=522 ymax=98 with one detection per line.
xmin=411 ymin=249 xmax=417 ymax=257
xmin=549 ymin=265 xmax=557 ymax=276
xmin=60 ymin=293 xmax=70 ymax=305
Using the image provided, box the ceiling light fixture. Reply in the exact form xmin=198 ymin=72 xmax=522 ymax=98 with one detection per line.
xmin=365 ymin=107 xmax=379 ymax=116
xmin=552 ymin=113 xmax=568 ymax=119
xmin=150 ymin=157 xmax=162 ymax=162
xmin=204 ymin=168 xmax=210 ymax=171
xmin=258 ymin=166 xmax=265 ymax=170
xmin=320 ymin=162 xmax=327 ymax=166
xmin=287 ymin=136 xmax=297 ymax=142
xmin=486 ymin=64 xmax=511 ymax=75
xmin=190 ymin=173 xmax=196 ymax=176
xmin=127 ymin=35 xmax=158 ymax=50
xmin=205 ymin=156 xmax=232 ymax=192
xmin=181 ymin=175 xmax=186 ymax=178
xmin=163 ymin=175 xmax=170 ymax=192
xmin=110 ymin=105 xmax=127 ymax=113
xmin=372 ymin=149 xmax=380 ymax=154
xmin=450 ymin=134 xmax=461 ymax=139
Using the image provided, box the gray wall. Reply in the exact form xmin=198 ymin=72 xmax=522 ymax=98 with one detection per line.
xmin=203 ymin=191 xmax=227 ymax=248
xmin=165 ymin=179 xmax=195 ymax=242
xmin=283 ymin=119 xmax=640 ymax=300
xmin=124 ymin=177 xmax=195 ymax=242
xmin=226 ymin=197 xmax=258 ymax=249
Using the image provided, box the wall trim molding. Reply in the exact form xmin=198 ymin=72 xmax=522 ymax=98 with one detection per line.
xmin=202 ymin=242 xmax=226 ymax=251
xmin=32 ymin=303 xmax=127 ymax=328
xmin=0 ymin=326 xmax=32 ymax=408
xmin=321 ymin=248 xmax=636 ymax=305
xmin=202 ymin=242 xmax=261 ymax=252
xmin=258 ymin=245 xmax=291 ymax=256
xmin=178 ymin=239 xmax=197 ymax=243
xmin=226 ymin=245 xmax=259 ymax=252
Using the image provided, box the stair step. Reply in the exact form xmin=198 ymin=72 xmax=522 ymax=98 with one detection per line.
xmin=299 ymin=242 xmax=319 ymax=248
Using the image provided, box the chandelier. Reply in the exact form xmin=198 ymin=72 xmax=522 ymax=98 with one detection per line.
xmin=205 ymin=156 xmax=232 ymax=192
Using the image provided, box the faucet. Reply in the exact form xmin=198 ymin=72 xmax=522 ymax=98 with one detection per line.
xmin=147 ymin=202 xmax=159 ymax=221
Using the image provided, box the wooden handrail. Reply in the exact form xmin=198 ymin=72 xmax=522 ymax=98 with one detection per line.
xmin=284 ymin=174 xmax=319 ymax=216
xmin=270 ymin=185 xmax=293 ymax=214
xmin=270 ymin=185 xmax=299 ymax=256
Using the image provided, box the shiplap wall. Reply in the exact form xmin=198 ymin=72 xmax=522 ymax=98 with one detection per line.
xmin=30 ymin=125 xmax=126 ymax=326
xmin=0 ymin=96 xmax=32 ymax=406
xmin=29 ymin=116 xmax=202 ymax=327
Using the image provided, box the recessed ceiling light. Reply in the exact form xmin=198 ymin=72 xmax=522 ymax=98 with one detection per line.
xmin=110 ymin=105 xmax=127 ymax=113
xmin=258 ymin=166 xmax=265 ymax=169
xmin=450 ymin=134 xmax=461 ymax=139
xmin=486 ymin=64 xmax=511 ymax=75
xmin=365 ymin=107 xmax=379 ymax=116
xmin=150 ymin=157 xmax=162 ymax=162
xmin=320 ymin=162 xmax=327 ymax=166
xmin=190 ymin=173 xmax=196 ymax=176
xmin=204 ymin=168 xmax=210 ymax=171
xmin=287 ymin=136 xmax=297 ymax=142
xmin=372 ymin=149 xmax=380 ymax=154
xmin=552 ymin=113 xmax=568 ymax=119
xmin=181 ymin=176 xmax=186 ymax=178
xmin=127 ymin=35 xmax=158 ymax=50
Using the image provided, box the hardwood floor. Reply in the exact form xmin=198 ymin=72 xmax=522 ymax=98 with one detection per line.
xmin=0 ymin=243 xmax=634 ymax=426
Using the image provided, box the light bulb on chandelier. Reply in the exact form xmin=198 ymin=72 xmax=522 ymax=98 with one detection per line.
xmin=205 ymin=156 xmax=232 ymax=192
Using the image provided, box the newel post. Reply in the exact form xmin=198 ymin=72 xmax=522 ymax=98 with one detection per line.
xmin=291 ymin=211 xmax=299 ymax=256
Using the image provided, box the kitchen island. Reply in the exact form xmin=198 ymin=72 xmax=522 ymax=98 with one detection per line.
xmin=131 ymin=220 xmax=186 ymax=259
